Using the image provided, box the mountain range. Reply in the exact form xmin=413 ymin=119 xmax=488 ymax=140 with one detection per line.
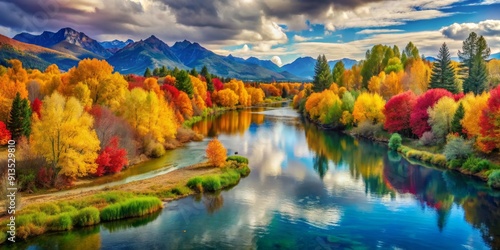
xmin=4 ymin=27 xmax=363 ymax=80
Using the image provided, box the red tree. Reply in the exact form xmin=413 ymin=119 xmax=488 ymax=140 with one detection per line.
xmin=212 ymin=78 xmax=224 ymax=91
xmin=205 ymin=91 xmax=213 ymax=108
xmin=95 ymin=136 xmax=128 ymax=176
xmin=0 ymin=121 xmax=11 ymax=145
xmin=161 ymin=84 xmax=180 ymax=98
xmin=31 ymin=98 xmax=42 ymax=119
xmin=384 ymin=91 xmax=417 ymax=134
xmin=410 ymin=88 xmax=453 ymax=137
xmin=480 ymin=85 xmax=500 ymax=152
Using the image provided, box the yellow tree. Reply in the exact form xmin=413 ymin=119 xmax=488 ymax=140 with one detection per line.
xmin=368 ymin=72 xmax=385 ymax=94
xmin=225 ymin=79 xmax=251 ymax=106
xmin=72 ymin=82 xmax=93 ymax=109
xmin=246 ymin=87 xmax=265 ymax=105
xmin=0 ymin=60 xmax=29 ymax=122
xmin=461 ymin=92 xmax=490 ymax=138
xmin=381 ymin=71 xmax=404 ymax=99
xmin=428 ymin=96 xmax=457 ymax=142
xmin=215 ymin=89 xmax=239 ymax=107
xmin=352 ymin=92 xmax=386 ymax=124
xmin=402 ymin=59 xmax=431 ymax=94
xmin=31 ymin=92 xmax=100 ymax=179
xmin=206 ymin=138 xmax=227 ymax=167
xmin=488 ymin=59 xmax=500 ymax=89
xmin=144 ymin=77 xmax=163 ymax=98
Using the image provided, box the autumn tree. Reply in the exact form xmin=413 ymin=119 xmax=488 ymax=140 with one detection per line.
xmin=429 ymin=43 xmax=457 ymax=93
xmin=361 ymin=45 xmax=387 ymax=88
xmin=352 ymin=92 xmax=386 ymax=124
xmin=479 ymin=85 xmax=500 ymax=152
xmin=332 ymin=61 xmax=345 ymax=86
xmin=384 ymin=91 xmax=417 ymax=135
xmin=31 ymin=92 xmax=100 ymax=179
xmin=95 ymin=136 xmax=128 ymax=176
xmin=175 ymin=91 xmax=194 ymax=120
xmin=215 ymin=89 xmax=239 ymax=107
xmin=206 ymin=138 xmax=227 ymax=167
xmin=461 ymin=92 xmax=490 ymax=139
xmin=0 ymin=60 xmax=29 ymax=122
xmin=428 ymin=96 xmax=458 ymax=143
xmin=246 ymin=87 xmax=265 ymax=105
xmin=459 ymin=32 xmax=490 ymax=94
xmin=313 ymin=55 xmax=332 ymax=92
xmin=381 ymin=71 xmax=404 ymax=99
xmin=410 ymin=88 xmax=453 ymax=137
xmin=0 ymin=121 xmax=11 ymax=145
xmin=212 ymin=78 xmax=224 ymax=91
xmin=402 ymin=59 xmax=431 ymax=94
xmin=305 ymin=90 xmax=342 ymax=125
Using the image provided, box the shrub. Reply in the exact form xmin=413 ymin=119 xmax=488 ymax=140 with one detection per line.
xmin=448 ymin=159 xmax=464 ymax=169
xmin=352 ymin=121 xmax=384 ymax=138
xmin=75 ymin=207 xmax=100 ymax=227
xmin=219 ymin=170 xmax=241 ymax=187
xmin=462 ymin=156 xmax=481 ymax=172
xmin=443 ymin=135 xmax=474 ymax=161
xmin=145 ymin=141 xmax=166 ymax=158
xmin=170 ymin=186 xmax=191 ymax=196
xmin=201 ymin=176 xmax=222 ymax=192
xmin=100 ymin=197 xmax=163 ymax=221
xmin=49 ymin=213 xmax=73 ymax=231
xmin=472 ymin=160 xmax=494 ymax=173
xmin=187 ymin=177 xmax=203 ymax=192
xmin=419 ymin=131 xmax=436 ymax=146
xmin=388 ymin=133 xmax=402 ymax=150
xmin=226 ymin=155 xmax=249 ymax=164
xmin=488 ymin=170 xmax=500 ymax=188
xmin=430 ymin=155 xmax=447 ymax=167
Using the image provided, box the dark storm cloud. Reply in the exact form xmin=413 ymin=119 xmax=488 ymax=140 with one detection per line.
xmin=258 ymin=0 xmax=385 ymax=18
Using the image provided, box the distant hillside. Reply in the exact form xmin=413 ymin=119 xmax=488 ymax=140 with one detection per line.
xmin=0 ymin=34 xmax=79 ymax=70
xmin=282 ymin=57 xmax=357 ymax=80
xmin=14 ymin=28 xmax=112 ymax=59
xmin=100 ymin=39 xmax=134 ymax=54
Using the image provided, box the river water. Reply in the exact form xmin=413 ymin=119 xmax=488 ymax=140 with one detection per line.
xmin=9 ymin=105 xmax=500 ymax=249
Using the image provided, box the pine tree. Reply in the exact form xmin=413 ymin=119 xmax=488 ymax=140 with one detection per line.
xmin=144 ymin=67 xmax=152 ymax=77
xmin=459 ymin=32 xmax=491 ymax=94
xmin=21 ymin=98 xmax=32 ymax=138
xmin=201 ymin=65 xmax=214 ymax=91
xmin=175 ymin=70 xmax=194 ymax=98
xmin=152 ymin=67 xmax=160 ymax=76
xmin=332 ymin=61 xmax=345 ymax=86
xmin=313 ymin=54 xmax=332 ymax=92
xmin=159 ymin=66 xmax=168 ymax=77
xmin=451 ymin=102 xmax=465 ymax=136
xmin=190 ymin=68 xmax=198 ymax=77
xmin=429 ymin=43 xmax=457 ymax=93
xmin=7 ymin=93 xmax=23 ymax=140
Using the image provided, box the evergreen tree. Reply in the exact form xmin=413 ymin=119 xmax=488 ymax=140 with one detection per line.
xmin=7 ymin=93 xmax=23 ymax=139
xmin=190 ymin=68 xmax=198 ymax=77
xmin=451 ymin=102 xmax=465 ymax=136
xmin=393 ymin=45 xmax=401 ymax=59
xmin=144 ymin=67 xmax=152 ymax=77
xmin=152 ymin=67 xmax=160 ymax=76
xmin=172 ymin=67 xmax=180 ymax=77
xmin=332 ymin=61 xmax=345 ymax=86
xmin=459 ymin=32 xmax=491 ymax=94
xmin=159 ymin=66 xmax=168 ymax=77
xmin=175 ymin=70 xmax=194 ymax=98
xmin=313 ymin=54 xmax=332 ymax=92
xmin=429 ymin=43 xmax=457 ymax=93
xmin=281 ymin=87 xmax=288 ymax=98
xmin=201 ymin=65 xmax=214 ymax=91
xmin=21 ymin=98 xmax=32 ymax=138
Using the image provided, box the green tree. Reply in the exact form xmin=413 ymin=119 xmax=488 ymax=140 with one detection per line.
xmin=144 ymin=67 xmax=152 ymax=77
xmin=7 ymin=92 xmax=23 ymax=139
xmin=332 ymin=61 xmax=345 ymax=86
xmin=159 ymin=66 xmax=168 ymax=77
xmin=361 ymin=44 xmax=387 ymax=88
xmin=404 ymin=42 xmax=420 ymax=60
xmin=382 ymin=47 xmax=395 ymax=69
xmin=152 ymin=67 xmax=160 ymax=76
xmin=459 ymin=32 xmax=491 ymax=94
xmin=190 ymin=68 xmax=198 ymax=77
xmin=451 ymin=102 xmax=465 ymax=136
xmin=313 ymin=55 xmax=332 ymax=92
xmin=21 ymin=98 xmax=32 ymax=138
xmin=429 ymin=43 xmax=457 ymax=93
xmin=201 ymin=65 xmax=214 ymax=91
xmin=175 ymin=70 xmax=194 ymax=98
xmin=393 ymin=45 xmax=401 ymax=59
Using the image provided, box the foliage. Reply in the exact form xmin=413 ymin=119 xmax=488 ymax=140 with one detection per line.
xmin=305 ymin=90 xmax=342 ymax=125
xmin=443 ymin=135 xmax=473 ymax=161
xmin=429 ymin=43 xmax=457 ymax=93
xmin=410 ymin=88 xmax=453 ymax=137
xmin=341 ymin=91 xmax=355 ymax=113
xmin=384 ymin=91 xmax=416 ymax=134
xmin=479 ymin=85 xmax=500 ymax=152
xmin=488 ymin=170 xmax=500 ymax=188
xmin=459 ymin=32 xmax=491 ymax=94
xmin=461 ymin=92 xmax=490 ymax=139
xmin=215 ymin=89 xmax=238 ymax=107
xmin=351 ymin=121 xmax=384 ymax=138
xmin=419 ymin=131 xmax=436 ymax=146
xmin=31 ymin=92 xmax=100 ymax=180
xmin=451 ymin=102 xmax=465 ymax=135
xmin=175 ymin=70 xmax=194 ymax=98
xmin=226 ymin=155 xmax=249 ymax=164
xmin=0 ymin=121 xmax=11 ymax=145
xmin=313 ymin=54 xmax=332 ymax=92
xmin=352 ymin=92 xmax=385 ymax=124
xmin=95 ymin=137 xmax=128 ymax=176
xmin=100 ymin=197 xmax=163 ymax=221
xmin=332 ymin=61 xmax=345 ymax=86
xmin=7 ymin=92 xmax=30 ymax=139
xmin=388 ymin=133 xmax=402 ymax=150
xmin=206 ymin=139 xmax=227 ymax=167
xmin=428 ymin=96 xmax=457 ymax=143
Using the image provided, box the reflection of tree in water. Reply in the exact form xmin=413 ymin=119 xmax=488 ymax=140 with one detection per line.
xmin=9 ymin=225 xmax=101 ymax=250
xmin=462 ymin=194 xmax=500 ymax=249
xmin=203 ymin=192 xmax=225 ymax=214
xmin=303 ymin=121 xmax=393 ymax=196
xmin=101 ymin=210 xmax=161 ymax=232
xmin=192 ymin=110 xmax=253 ymax=136
xmin=383 ymin=155 xmax=455 ymax=231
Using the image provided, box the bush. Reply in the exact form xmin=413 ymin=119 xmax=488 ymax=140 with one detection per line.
xmin=352 ymin=121 xmax=384 ymax=138
xmin=100 ymin=197 xmax=163 ymax=221
xmin=170 ymin=186 xmax=192 ymax=196
xmin=187 ymin=177 xmax=203 ymax=192
xmin=419 ymin=131 xmax=436 ymax=146
xmin=448 ymin=159 xmax=464 ymax=169
xmin=145 ymin=141 xmax=166 ymax=158
xmin=462 ymin=156 xmax=482 ymax=172
xmin=201 ymin=176 xmax=222 ymax=192
xmin=443 ymin=135 xmax=473 ymax=161
xmin=388 ymin=133 xmax=402 ymax=150
xmin=488 ymin=170 xmax=500 ymax=188
xmin=472 ymin=159 xmax=494 ymax=173
xmin=49 ymin=213 xmax=73 ymax=231
xmin=74 ymin=207 xmax=100 ymax=227
xmin=226 ymin=155 xmax=249 ymax=164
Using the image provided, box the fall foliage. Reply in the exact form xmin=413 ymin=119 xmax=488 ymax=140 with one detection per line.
xmin=206 ymin=139 xmax=227 ymax=167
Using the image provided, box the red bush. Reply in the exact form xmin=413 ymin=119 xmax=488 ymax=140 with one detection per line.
xmin=480 ymin=85 xmax=500 ymax=152
xmin=0 ymin=121 xmax=11 ymax=145
xmin=205 ymin=91 xmax=213 ymax=108
xmin=95 ymin=136 xmax=128 ymax=176
xmin=384 ymin=91 xmax=417 ymax=133
xmin=161 ymin=84 xmax=180 ymax=98
xmin=31 ymin=98 xmax=42 ymax=119
xmin=410 ymin=88 xmax=453 ymax=137
xmin=212 ymin=78 xmax=224 ymax=91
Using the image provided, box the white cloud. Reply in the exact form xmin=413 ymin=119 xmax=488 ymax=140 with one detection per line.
xmin=271 ymin=55 xmax=282 ymax=66
xmin=440 ymin=19 xmax=500 ymax=39
xmin=466 ymin=0 xmax=500 ymax=5
xmin=356 ymin=29 xmax=405 ymax=35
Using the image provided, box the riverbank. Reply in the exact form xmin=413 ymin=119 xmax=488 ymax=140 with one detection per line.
xmin=0 ymin=158 xmax=250 ymax=244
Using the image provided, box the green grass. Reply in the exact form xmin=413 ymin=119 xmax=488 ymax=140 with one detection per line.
xmin=226 ymin=155 xmax=249 ymax=164
xmin=100 ymin=197 xmax=163 ymax=221
xmin=186 ymin=161 xmax=250 ymax=193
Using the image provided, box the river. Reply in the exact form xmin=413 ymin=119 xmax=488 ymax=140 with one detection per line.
xmin=8 ymin=104 xmax=500 ymax=249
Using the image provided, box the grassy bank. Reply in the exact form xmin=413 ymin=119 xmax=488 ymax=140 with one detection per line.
xmin=0 ymin=157 xmax=250 ymax=244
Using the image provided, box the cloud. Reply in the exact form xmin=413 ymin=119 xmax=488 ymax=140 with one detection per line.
xmin=466 ymin=0 xmax=500 ymax=6
xmin=356 ymin=29 xmax=404 ymax=35
xmin=293 ymin=35 xmax=322 ymax=42
xmin=440 ymin=19 xmax=500 ymax=40
xmin=271 ymin=56 xmax=282 ymax=66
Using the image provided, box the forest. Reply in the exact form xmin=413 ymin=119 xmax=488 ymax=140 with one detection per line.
xmin=293 ymin=32 xmax=500 ymax=188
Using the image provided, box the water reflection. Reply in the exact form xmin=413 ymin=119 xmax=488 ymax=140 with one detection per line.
xmin=15 ymin=105 xmax=500 ymax=249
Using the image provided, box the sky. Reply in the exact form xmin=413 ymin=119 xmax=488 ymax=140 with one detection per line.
xmin=0 ymin=0 xmax=499 ymax=65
